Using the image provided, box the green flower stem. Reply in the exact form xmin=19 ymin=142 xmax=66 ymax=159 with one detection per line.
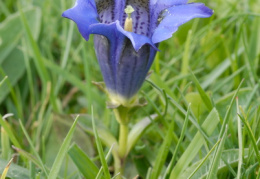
xmin=114 ymin=124 xmax=129 ymax=178
xmin=119 ymin=124 xmax=128 ymax=158
xmin=113 ymin=106 xmax=130 ymax=178
xmin=113 ymin=152 xmax=122 ymax=177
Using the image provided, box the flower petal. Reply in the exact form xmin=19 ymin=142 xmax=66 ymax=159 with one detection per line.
xmin=89 ymin=21 xmax=158 ymax=51
xmin=94 ymin=35 xmax=157 ymax=100
xmin=116 ymin=45 xmax=157 ymax=98
xmin=149 ymin=0 xmax=188 ymax=37
xmin=114 ymin=0 xmax=126 ymax=23
xmin=152 ymin=3 xmax=213 ymax=43
xmin=150 ymin=0 xmax=188 ymax=6
xmin=62 ymin=0 xmax=99 ymax=41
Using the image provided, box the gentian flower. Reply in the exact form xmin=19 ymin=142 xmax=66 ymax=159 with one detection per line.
xmin=62 ymin=0 xmax=213 ymax=107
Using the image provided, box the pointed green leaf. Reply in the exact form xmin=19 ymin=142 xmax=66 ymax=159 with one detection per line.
xmin=0 ymin=115 xmax=21 ymax=149
xmin=48 ymin=116 xmax=79 ymax=179
xmin=206 ymin=125 xmax=228 ymax=179
xmin=127 ymin=114 xmax=157 ymax=155
xmin=150 ymin=116 xmax=175 ymax=179
xmin=190 ymin=71 xmax=213 ymax=111
xmin=164 ymin=105 xmax=191 ymax=178
xmin=19 ymin=119 xmax=48 ymax=176
xmin=68 ymin=144 xmax=99 ymax=179
xmin=91 ymin=108 xmax=110 ymax=179
xmin=77 ymin=114 xmax=118 ymax=150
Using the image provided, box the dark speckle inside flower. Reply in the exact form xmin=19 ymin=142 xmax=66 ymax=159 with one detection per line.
xmin=127 ymin=0 xmax=150 ymax=36
xmin=96 ymin=0 xmax=150 ymax=36
xmin=96 ymin=0 xmax=115 ymax=24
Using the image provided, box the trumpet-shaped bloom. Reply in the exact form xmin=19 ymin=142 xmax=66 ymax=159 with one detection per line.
xmin=62 ymin=0 xmax=213 ymax=106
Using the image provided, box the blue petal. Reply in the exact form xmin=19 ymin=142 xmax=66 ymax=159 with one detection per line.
xmin=62 ymin=0 xmax=98 ymax=41
xmin=89 ymin=21 xmax=158 ymax=51
xmin=114 ymin=0 xmax=126 ymax=23
xmin=94 ymin=35 xmax=157 ymax=99
xmin=152 ymin=3 xmax=213 ymax=43
xmin=150 ymin=0 xmax=188 ymax=6
xmin=116 ymin=45 xmax=157 ymax=98
xmin=149 ymin=0 xmax=188 ymax=37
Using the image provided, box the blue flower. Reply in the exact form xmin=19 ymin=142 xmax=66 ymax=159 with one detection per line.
xmin=62 ymin=0 xmax=213 ymax=107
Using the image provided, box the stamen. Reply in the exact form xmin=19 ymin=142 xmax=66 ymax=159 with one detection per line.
xmin=124 ymin=5 xmax=135 ymax=32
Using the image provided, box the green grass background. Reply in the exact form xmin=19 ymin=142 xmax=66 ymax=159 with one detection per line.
xmin=0 ymin=0 xmax=259 ymax=178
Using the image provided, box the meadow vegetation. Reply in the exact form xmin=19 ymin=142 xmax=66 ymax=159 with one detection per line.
xmin=0 ymin=0 xmax=260 ymax=178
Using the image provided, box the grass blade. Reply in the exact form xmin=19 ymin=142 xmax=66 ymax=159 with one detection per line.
xmin=180 ymin=30 xmax=192 ymax=89
xmin=201 ymin=48 xmax=244 ymax=89
xmin=18 ymin=4 xmax=58 ymax=111
xmin=146 ymin=79 xmax=210 ymax=143
xmin=164 ymin=105 xmax=191 ymax=179
xmin=12 ymin=146 xmax=42 ymax=169
xmin=190 ymin=71 xmax=213 ymax=111
xmin=0 ymin=76 xmax=8 ymax=88
xmin=0 ymin=158 xmax=13 ymax=179
xmin=1 ymin=125 xmax=10 ymax=160
xmin=206 ymin=80 xmax=244 ymax=179
xmin=220 ymin=80 xmax=244 ymax=138
xmin=68 ymin=144 xmax=99 ymax=179
xmin=18 ymin=5 xmax=48 ymax=85
xmin=236 ymin=97 xmax=243 ymax=178
xmin=238 ymin=114 xmax=260 ymax=164
xmin=150 ymin=113 xmax=175 ymax=179
xmin=206 ymin=125 xmax=228 ymax=179
xmin=91 ymin=107 xmax=111 ymax=179
xmin=0 ymin=116 xmax=21 ymax=150
xmin=127 ymin=114 xmax=158 ymax=155
xmin=0 ymin=158 xmax=29 ymax=179
xmin=180 ymin=148 xmax=249 ymax=178
xmin=18 ymin=119 xmax=48 ymax=176
xmin=96 ymin=143 xmax=115 ymax=179
xmin=170 ymin=108 xmax=220 ymax=178
xmin=44 ymin=59 xmax=88 ymax=94
xmin=76 ymin=115 xmax=118 ymax=152
xmin=48 ymin=115 xmax=79 ymax=179
xmin=188 ymin=139 xmax=221 ymax=179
